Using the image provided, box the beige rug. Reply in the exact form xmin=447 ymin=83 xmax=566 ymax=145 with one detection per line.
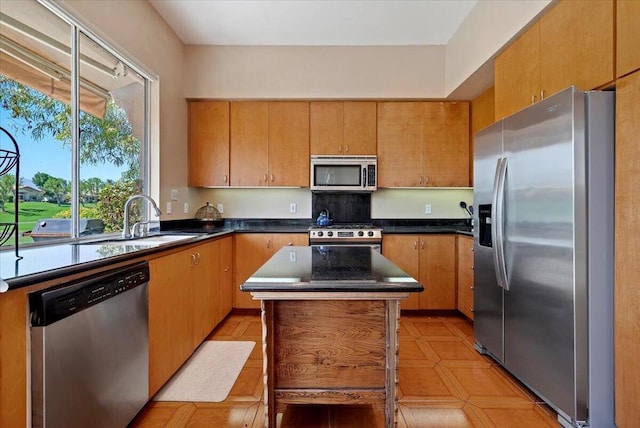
xmin=153 ymin=341 xmax=256 ymax=402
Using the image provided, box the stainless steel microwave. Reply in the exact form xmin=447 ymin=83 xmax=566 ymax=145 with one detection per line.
xmin=310 ymin=155 xmax=377 ymax=192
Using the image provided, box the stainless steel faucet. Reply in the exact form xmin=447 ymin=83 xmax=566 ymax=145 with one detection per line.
xmin=122 ymin=194 xmax=162 ymax=239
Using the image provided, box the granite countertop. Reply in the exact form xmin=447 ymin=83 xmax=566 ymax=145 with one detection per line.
xmin=240 ymin=245 xmax=424 ymax=293
xmin=1 ymin=218 xmax=472 ymax=292
xmin=0 ymin=230 xmax=233 ymax=291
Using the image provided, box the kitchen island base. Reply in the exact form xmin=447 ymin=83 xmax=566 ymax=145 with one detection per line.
xmin=255 ymin=294 xmax=406 ymax=428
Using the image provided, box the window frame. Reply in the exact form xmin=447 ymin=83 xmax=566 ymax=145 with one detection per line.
xmin=4 ymin=0 xmax=155 ymax=244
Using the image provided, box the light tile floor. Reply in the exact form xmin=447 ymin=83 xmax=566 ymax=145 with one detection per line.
xmin=131 ymin=313 xmax=559 ymax=427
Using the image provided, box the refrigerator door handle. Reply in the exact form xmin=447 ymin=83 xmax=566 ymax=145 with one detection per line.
xmin=491 ymin=157 xmax=509 ymax=290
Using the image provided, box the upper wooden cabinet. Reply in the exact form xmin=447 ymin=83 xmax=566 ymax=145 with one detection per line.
xmin=495 ymin=0 xmax=614 ymax=120
xmin=268 ymin=101 xmax=310 ymax=187
xmin=614 ymin=70 xmax=640 ymax=428
xmin=377 ymin=101 xmax=469 ymax=188
xmin=188 ymin=101 xmax=230 ymax=187
xmin=470 ymin=86 xmax=496 ymax=186
xmin=230 ymin=101 xmax=309 ymax=187
xmin=617 ymin=0 xmax=640 ymax=77
xmin=230 ymin=101 xmax=269 ymax=186
xmin=310 ymin=101 xmax=376 ymax=155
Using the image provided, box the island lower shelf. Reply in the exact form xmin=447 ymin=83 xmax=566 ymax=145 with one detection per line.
xmin=254 ymin=293 xmax=408 ymax=428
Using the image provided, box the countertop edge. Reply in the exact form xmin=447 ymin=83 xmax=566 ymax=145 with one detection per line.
xmin=2 ymin=226 xmax=473 ymax=291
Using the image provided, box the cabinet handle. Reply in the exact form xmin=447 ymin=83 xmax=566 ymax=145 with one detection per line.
xmin=540 ymin=90 xmax=545 ymax=100
xmin=345 ymin=145 xmax=349 ymax=153
xmin=271 ymin=174 xmax=274 ymax=182
xmin=424 ymin=176 xmax=429 ymax=184
xmin=470 ymin=286 xmax=474 ymax=290
xmin=413 ymin=241 xmax=418 ymax=250
xmin=263 ymin=174 xmax=268 ymax=182
xmin=196 ymin=252 xmax=201 ymax=265
xmin=419 ymin=176 xmax=423 ymax=185
xmin=338 ymin=145 xmax=343 ymax=153
xmin=223 ymin=174 xmax=228 ymax=183
xmin=470 ymin=308 xmax=474 ymax=312
xmin=421 ymin=241 xmax=425 ymax=250
xmin=267 ymin=239 xmax=271 ymax=249
xmin=224 ymin=267 xmax=230 ymax=272
xmin=190 ymin=254 xmax=196 ymax=267
xmin=287 ymin=241 xmax=292 ymax=246
xmin=531 ymin=95 xmax=536 ymax=104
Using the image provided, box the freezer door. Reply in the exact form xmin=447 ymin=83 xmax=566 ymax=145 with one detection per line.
xmin=501 ymin=87 xmax=580 ymax=419
xmin=472 ymin=121 xmax=504 ymax=362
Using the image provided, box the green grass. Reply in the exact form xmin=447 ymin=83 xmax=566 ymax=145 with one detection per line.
xmin=1 ymin=201 xmax=71 ymax=245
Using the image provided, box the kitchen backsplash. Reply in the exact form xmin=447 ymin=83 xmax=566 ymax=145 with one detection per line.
xmin=196 ymin=187 xmax=473 ymax=220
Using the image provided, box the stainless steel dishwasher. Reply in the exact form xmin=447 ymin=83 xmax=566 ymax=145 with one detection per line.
xmin=30 ymin=261 xmax=150 ymax=428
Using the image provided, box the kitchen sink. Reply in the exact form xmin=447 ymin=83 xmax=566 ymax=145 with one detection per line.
xmin=77 ymin=233 xmax=200 ymax=247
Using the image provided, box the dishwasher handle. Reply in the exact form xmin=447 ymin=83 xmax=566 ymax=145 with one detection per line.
xmin=30 ymin=261 xmax=149 ymax=327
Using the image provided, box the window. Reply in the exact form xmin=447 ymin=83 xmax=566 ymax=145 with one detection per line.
xmin=0 ymin=0 xmax=151 ymax=247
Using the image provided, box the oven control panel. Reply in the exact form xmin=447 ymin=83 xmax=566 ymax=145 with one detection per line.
xmin=309 ymin=228 xmax=382 ymax=241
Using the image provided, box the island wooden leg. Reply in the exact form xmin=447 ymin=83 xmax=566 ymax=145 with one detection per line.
xmin=386 ymin=299 xmax=401 ymax=427
xmin=261 ymin=300 xmax=276 ymax=428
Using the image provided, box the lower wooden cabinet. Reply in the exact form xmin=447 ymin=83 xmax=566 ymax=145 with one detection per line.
xmin=383 ymin=234 xmax=456 ymax=310
xmin=234 ymin=233 xmax=308 ymax=309
xmin=456 ymin=235 xmax=474 ymax=320
xmin=218 ymin=236 xmax=233 ymax=322
xmin=148 ymin=238 xmax=232 ymax=396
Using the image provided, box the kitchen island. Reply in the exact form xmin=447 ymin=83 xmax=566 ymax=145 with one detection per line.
xmin=240 ymin=245 xmax=423 ymax=427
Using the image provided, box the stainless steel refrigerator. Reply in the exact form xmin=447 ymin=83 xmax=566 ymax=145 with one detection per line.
xmin=473 ymin=87 xmax=614 ymax=428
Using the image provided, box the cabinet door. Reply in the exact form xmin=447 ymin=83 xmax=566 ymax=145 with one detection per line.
xmin=268 ymin=102 xmax=310 ymax=186
xmin=271 ymin=233 xmax=308 ymax=249
xmin=539 ymin=0 xmax=614 ymax=97
xmin=234 ymin=234 xmax=272 ymax=309
xmin=188 ymin=101 xmax=230 ymax=187
xmin=148 ymin=248 xmax=193 ymax=395
xmin=218 ymin=236 xmax=233 ymax=322
xmin=382 ymin=235 xmax=421 ymax=309
xmin=617 ymin=0 xmax=640 ymax=77
xmin=494 ymin=21 xmax=541 ymax=120
xmin=343 ymin=101 xmax=377 ymax=155
xmin=192 ymin=242 xmax=219 ymax=347
xmin=423 ymin=102 xmax=470 ymax=187
xmin=419 ymin=235 xmax=456 ymax=310
xmin=377 ymin=102 xmax=424 ymax=187
xmin=310 ymin=101 xmax=344 ymax=155
xmin=230 ymin=101 xmax=269 ymax=186
xmin=470 ymin=86 xmax=496 ymax=186
xmin=457 ymin=236 xmax=474 ymax=320
xmin=615 ymin=70 xmax=640 ymax=428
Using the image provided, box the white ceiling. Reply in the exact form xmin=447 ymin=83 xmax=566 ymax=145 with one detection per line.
xmin=149 ymin=0 xmax=478 ymax=46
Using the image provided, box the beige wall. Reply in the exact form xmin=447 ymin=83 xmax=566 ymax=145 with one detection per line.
xmin=445 ymin=0 xmax=552 ymax=98
xmin=60 ymin=0 xmax=194 ymax=219
xmin=59 ymin=0 xmax=540 ymax=222
xmin=185 ymin=45 xmax=447 ymax=99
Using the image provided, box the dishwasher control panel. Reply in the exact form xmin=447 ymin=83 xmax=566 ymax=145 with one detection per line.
xmin=30 ymin=261 xmax=149 ymax=326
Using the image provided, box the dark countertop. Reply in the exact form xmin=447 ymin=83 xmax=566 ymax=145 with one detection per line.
xmin=0 ymin=230 xmax=233 ymax=291
xmin=240 ymin=245 xmax=424 ymax=293
xmin=1 ymin=218 xmax=472 ymax=292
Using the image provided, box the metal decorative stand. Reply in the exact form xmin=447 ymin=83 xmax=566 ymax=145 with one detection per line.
xmin=0 ymin=126 xmax=22 ymax=259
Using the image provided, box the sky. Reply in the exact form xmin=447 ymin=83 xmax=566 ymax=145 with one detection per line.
xmin=0 ymin=107 xmax=126 ymax=185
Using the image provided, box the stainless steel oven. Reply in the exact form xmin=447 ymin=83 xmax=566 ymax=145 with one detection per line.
xmin=309 ymin=224 xmax=382 ymax=252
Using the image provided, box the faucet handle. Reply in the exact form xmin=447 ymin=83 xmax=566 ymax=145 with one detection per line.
xmin=131 ymin=222 xmax=149 ymax=238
